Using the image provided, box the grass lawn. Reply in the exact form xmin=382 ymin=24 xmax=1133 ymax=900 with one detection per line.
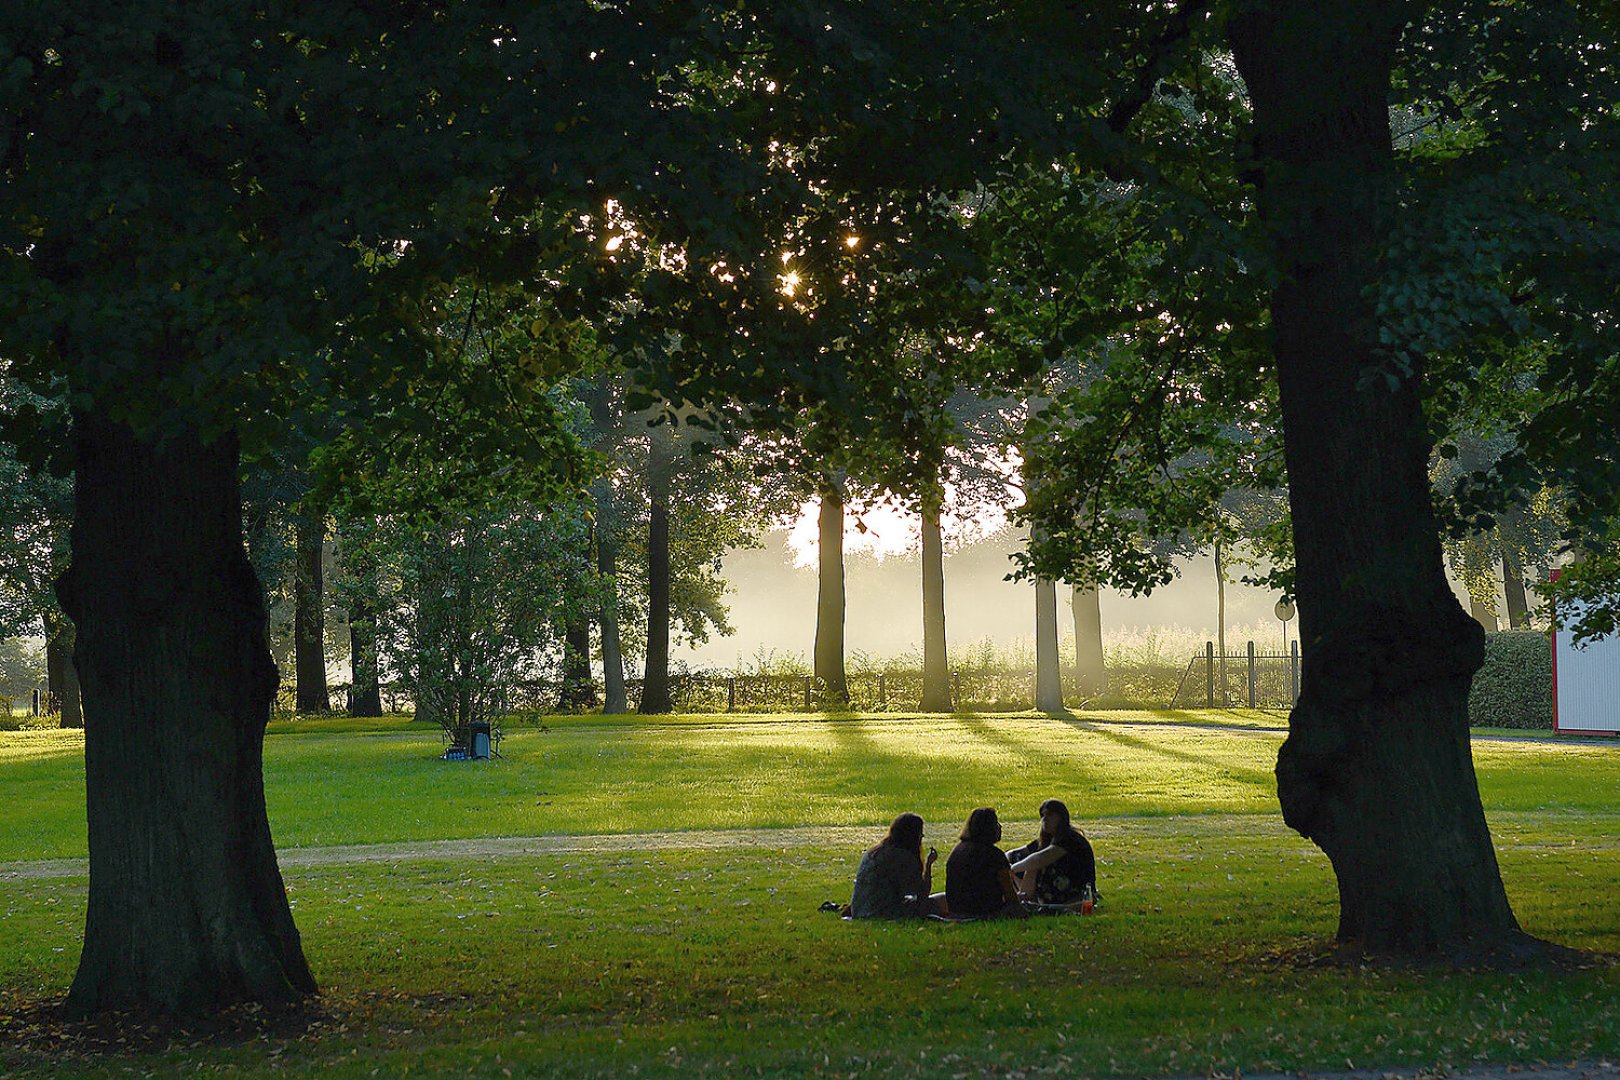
xmin=1 ymin=710 xmax=1616 ymax=1077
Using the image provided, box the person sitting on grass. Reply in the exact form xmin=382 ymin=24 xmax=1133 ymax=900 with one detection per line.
xmin=944 ymin=806 xmax=1026 ymax=919
xmin=1008 ymin=798 xmax=1097 ymax=908
xmin=848 ymin=812 xmax=945 ymax=919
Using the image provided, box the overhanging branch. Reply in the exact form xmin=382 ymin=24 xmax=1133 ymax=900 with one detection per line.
xmin=1105 ymin=0 xmax=1212 ymax=135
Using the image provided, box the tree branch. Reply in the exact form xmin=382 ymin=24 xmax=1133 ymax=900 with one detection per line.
xmin=1105 ymin=0 xmax=1212 ymax=135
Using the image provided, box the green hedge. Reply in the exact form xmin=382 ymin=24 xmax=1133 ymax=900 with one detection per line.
xmin=1468 ymin=630 xmax=1553 ymax=730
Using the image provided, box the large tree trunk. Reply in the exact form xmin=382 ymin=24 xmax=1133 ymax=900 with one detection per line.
xmin=1501 ymin=550 xmax=1530 ymax=630
xmin=293 ymin=508 xmax=330 ymax=713
xmin=55 ymin=408 xmax=315 ymax=1016
xmin=1229 ymin=4 xmax=1522 ymax=955
xmin=919 ymin=501 xmax=952 ymax=711
xmin=813 ymin=481 xmax=848 ymax=705
xmin=559 ymin=620 xmax=598 ymax=709
xmin=1071 ymin=585 xmax=1106 ymax=697
xmin=1034 ymin=575 xmax=1063 ymax=711
xmin=594 ymin=481 xmax=628 ymax=715
xmin=44 ymin=608 xmax=82 ymax=727
xmin=639 ymin=426 xmax=674 ymax=714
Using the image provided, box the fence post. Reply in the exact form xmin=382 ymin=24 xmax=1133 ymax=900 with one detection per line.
xmin=804 ymin=676 xmax=812 ymax=710
xmin=1290 ymin=639 xmax=1300 ymax=704
xmin=878 ymin=673 xmax=887 ymax=708
xmin=727 ymin=676 xmax=737 ymax=711
xmin=1246 ymin=640 xmax=1256 ymax=708
xmin=32 ymin=688 xmax=40 ymax=716
xmin=1205 ymin=642 xmax=1215 ymax=708
xmin=952 ymin=671 xmax=961 ymax=710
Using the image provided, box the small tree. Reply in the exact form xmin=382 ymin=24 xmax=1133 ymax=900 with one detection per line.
xmin=375 ymin=498 xmax=595 ymax=744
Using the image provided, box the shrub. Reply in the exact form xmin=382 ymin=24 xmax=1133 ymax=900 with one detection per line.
xmin=1468 ymin=631 xmax=1552 ymax=730
xmin=0 ymin=707 xmax=58 ymax=732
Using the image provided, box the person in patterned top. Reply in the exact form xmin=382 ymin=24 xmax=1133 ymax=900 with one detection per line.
xmin=1008 ymin=798 xmax=1097 ymax=908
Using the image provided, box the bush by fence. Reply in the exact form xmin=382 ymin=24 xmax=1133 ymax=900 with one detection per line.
xmin=273 ymin=663 xmax=1190 ymax=717
xmin=1468 ymin=631 xmax=1552 ymax=730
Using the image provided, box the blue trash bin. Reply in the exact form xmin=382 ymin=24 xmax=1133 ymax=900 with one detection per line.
xmin=469 ymin=720 xmax=491 ymax=760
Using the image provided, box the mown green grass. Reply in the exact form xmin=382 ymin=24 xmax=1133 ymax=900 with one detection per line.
xmin=5 ymin=711 xmax=1618 ymax=862
xmin=0 ymin=712 xmax=1616 ymax=1077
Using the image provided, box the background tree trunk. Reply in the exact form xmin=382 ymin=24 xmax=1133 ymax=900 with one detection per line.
xmin=1071 ymin=585 xmax=1106 ymax=697
xmin=344 ymin=532 xmax=383 ymax=717
xmin=587 ymin=380 xmax=628 ymax=715
xmin=346 ymin=603 xmax=382 ymax=716
xmin=1215 ymin=534 xmax=1229 ymax=705
xmin=560 ymin=620 xmax=598 ymax=709
xmin=44 ymin=608 xmax=82 ymax=727
xmin=919 ymin=501 xmax=951 ymax=711
xmin=1229 ymin=3 xmax=1523 ymax=955
xmin=56 ymin=407 xmax=314 ymax=1016
xmin=639 ymin=425 xmax=673 ymax=714
xmin=813 ymin=481 xmax=848 ymax=704
xmin=1501 ymin=551 xmax=1530 ymax=630
xmin=1034 ymin=575 xmax=1063 ymax=711
xmin=594 ymin=482 xmax=628 ymax=715
xmin=293 ymin=509 xmax=329 ymax=713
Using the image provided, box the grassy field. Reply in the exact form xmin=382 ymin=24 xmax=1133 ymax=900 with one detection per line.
xmin=1 ymin=711 xmax=1617 ymax=1078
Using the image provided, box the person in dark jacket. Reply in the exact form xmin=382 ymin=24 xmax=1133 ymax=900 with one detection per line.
xmin=1008 ymin=798 xmax=1097 ymax=907
xmin=944 ymin=807 xmax=1025 ymax=918
xmin=848 ymin=813 xmax=943 ymax=919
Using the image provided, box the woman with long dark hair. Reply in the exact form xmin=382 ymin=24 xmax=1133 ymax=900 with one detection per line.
xmin=848 ymin=812 xmax=943 ymax=919
xmin=944 ymin=807 xmax=1025 ymax=918
xmin=1008 ymin=798 xmax=1097 ymax=908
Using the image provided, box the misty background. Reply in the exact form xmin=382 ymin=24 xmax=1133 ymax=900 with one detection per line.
xmin=676 ymin=526 xmax=1293 ymax=671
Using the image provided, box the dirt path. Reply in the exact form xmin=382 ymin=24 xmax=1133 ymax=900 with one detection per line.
xmin=0 ymin=813 xmax=1311 ymax=882
xmin=9 ymin=809 xmax=1613 ymax=883
xmin=1225 ymin=1063 xmax=1619 ymax=1080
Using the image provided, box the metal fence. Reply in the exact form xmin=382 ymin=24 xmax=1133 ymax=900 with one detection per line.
xmin=265 ymin=653 xmax=1250 ymax=718
xmin=1166 ymin=641 xmax=1300 ymax=710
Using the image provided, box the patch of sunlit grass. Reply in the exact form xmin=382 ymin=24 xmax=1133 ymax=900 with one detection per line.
xmin=4 ymin=713 xmax=1618 ymax=864
xmin=0 ymin=728 xmax=82 ymax=766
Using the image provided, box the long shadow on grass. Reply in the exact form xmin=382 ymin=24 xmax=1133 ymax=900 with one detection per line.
xmin=1055 ymin=715 xmax=1278 ymax=793
xmin=948 ymin=713 xmax=1110 ymax=804
xmin=948 ymin=713 xmax=1055 ymax=760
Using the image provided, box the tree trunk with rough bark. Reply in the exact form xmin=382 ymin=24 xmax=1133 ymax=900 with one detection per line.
xmin=1071 ymin=585 xmax=1106 ymax=697
xmin=293 ymin=509 xmax=329 ymax=713
xmin=1034 ymin=575 xmax=1063 ymax=711
xmin=55 ymin=407 xmax=315 ymax=1016
xmin=1229 ymin=3 xmax=1524 ymax=956
xmin=639 ymin=426 xmax=674 ymax=715
xmin=813 ymin=481 xmax=848 ymax=705
xmin=919 ymin=501 xmax=951 ymax=711
xmin=1501 ymin=551 xmax=1530 ymax=630
xmin=44 ymin=608 xmax=82 ymax=727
